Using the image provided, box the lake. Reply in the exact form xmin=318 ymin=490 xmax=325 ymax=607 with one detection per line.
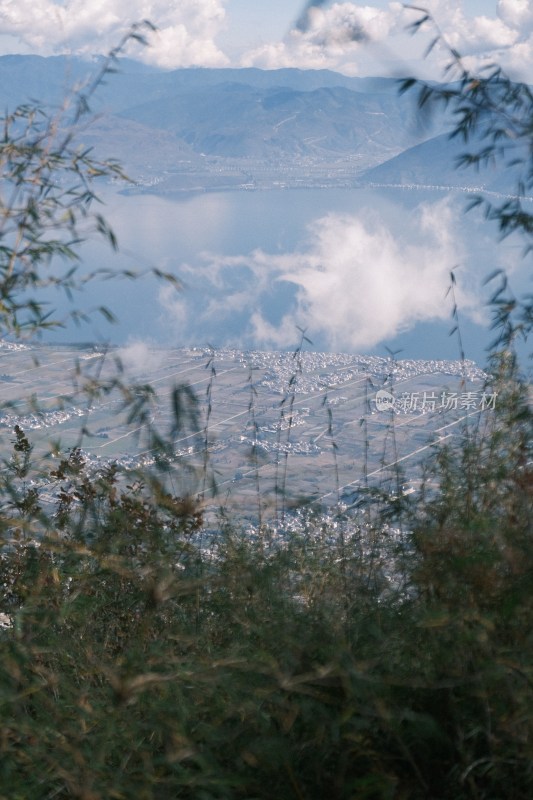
xmin=41 ymin=184 xmax=530 ymax=370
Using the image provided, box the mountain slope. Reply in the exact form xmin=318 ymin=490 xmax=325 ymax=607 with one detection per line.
xmin=118 ymin=83 xmax=422 ymax=162
xmin=360 ymin=130 xmax=528 ymax=195
xmin=0 ymin=55 xmax=450 ymax=191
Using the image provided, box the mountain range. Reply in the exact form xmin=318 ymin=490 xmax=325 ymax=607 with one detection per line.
xmin=0 ymin=54 xmax=522 ymax=195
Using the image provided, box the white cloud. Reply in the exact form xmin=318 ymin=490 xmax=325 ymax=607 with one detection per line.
xmin=117 ymin=338 xmax=164 ymax=374
xmin=241 ymin=2 xmax=533 ymax=80
xmin=241 ymin=3 xmax=396 ymax=75
xmin=497 ymin=0 xmax=533 ymax=31
xmin=415 ymin=0 xmax=533 ymax=80
xmin=257 ymin=201 xmax=475 ymax=351
xmin=1 ymin=1 xmax=531 ymax=76
xmin=160 ymin=200 xmax=480 ymax=352
xmin=0 ymin=0 xmax=229 ymax=68
xmin=396 ymin=1 xmax=532 ymax=78
xmin=248 ymin=311 xmax=307 ymax=350
xmin=158 ymin=284 xmax=190 ymax=338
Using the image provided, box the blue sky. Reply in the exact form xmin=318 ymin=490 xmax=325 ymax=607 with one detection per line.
xmin=0 ymin=2 xmax=528 ymax=79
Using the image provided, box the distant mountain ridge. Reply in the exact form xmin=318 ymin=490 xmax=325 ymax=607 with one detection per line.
xmin=0 ymin=55 xmax=440 ymax=191
xmin=2 ymin=54 xmax=516 ymax=194
xmin=0 ymin=55 xmax=399 ymax=108
xmin=360 ymin=130 xmax=529 ymax=195
xmin=118 ymin=82 xmax=420 ymax=160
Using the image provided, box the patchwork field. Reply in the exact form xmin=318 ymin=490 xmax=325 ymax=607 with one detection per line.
xmin=0 ymin=341 xmax=491 ymax=517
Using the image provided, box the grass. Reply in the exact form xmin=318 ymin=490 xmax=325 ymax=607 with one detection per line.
xmin=0 ymin=27 xmax=531 ymax=796
xmin=0 ymin=345 xmax=530 ymax=799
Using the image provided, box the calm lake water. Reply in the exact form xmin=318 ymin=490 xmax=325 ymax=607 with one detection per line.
xmin=42 ymin=185 xmax=530 ymax=369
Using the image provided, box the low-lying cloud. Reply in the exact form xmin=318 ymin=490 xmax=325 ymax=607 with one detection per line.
xmin=117 ymin=339 xmax=165 ymax=375
xmin=159 ymin=198 xmax=481 ymax=352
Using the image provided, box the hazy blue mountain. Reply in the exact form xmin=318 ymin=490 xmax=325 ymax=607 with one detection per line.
xmin=0 ymin=54 xmax=167 ymax=118
xmin=0 ymin=54 xmax=449 ymax=191
xmin=0 ymin=55 xmax=397 ymax=111
xmin=360 ymin=130 xmax=528 ymax=195
xmin=118 ymin=82 xmax=424 ymax=161
xmin=2 ymin=54 xmax=526 ymax=195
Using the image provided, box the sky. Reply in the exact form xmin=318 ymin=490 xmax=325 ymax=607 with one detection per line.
xmin=1 ymin=0 xmax=530 ymax=359
xmin=0 ymin=1 xmax=531 ymax=80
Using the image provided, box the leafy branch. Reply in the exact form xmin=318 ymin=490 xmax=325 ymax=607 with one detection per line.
xmin=401 ymin=4 xmax=533 ymax=343
xmin=0 ymin=21 xmax=160 ymax=339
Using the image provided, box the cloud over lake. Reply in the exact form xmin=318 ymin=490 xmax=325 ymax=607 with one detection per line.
xmin=161 ymin=198 xmax=480 ymax=352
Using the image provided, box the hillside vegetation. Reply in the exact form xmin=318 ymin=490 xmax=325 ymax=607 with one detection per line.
xmin=0 ymin=18 xmax=532 ymax=800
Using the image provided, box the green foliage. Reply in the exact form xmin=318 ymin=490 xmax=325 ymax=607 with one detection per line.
xmin=401 ymin=4 xmax=533 ymax=346
xmin=0 ymin=20 xmax=168 ymax=341
xmin=0 ymin=371 xmax=531 ymax=798
xmin=0 ymin=14 xmax=531 ymax=799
